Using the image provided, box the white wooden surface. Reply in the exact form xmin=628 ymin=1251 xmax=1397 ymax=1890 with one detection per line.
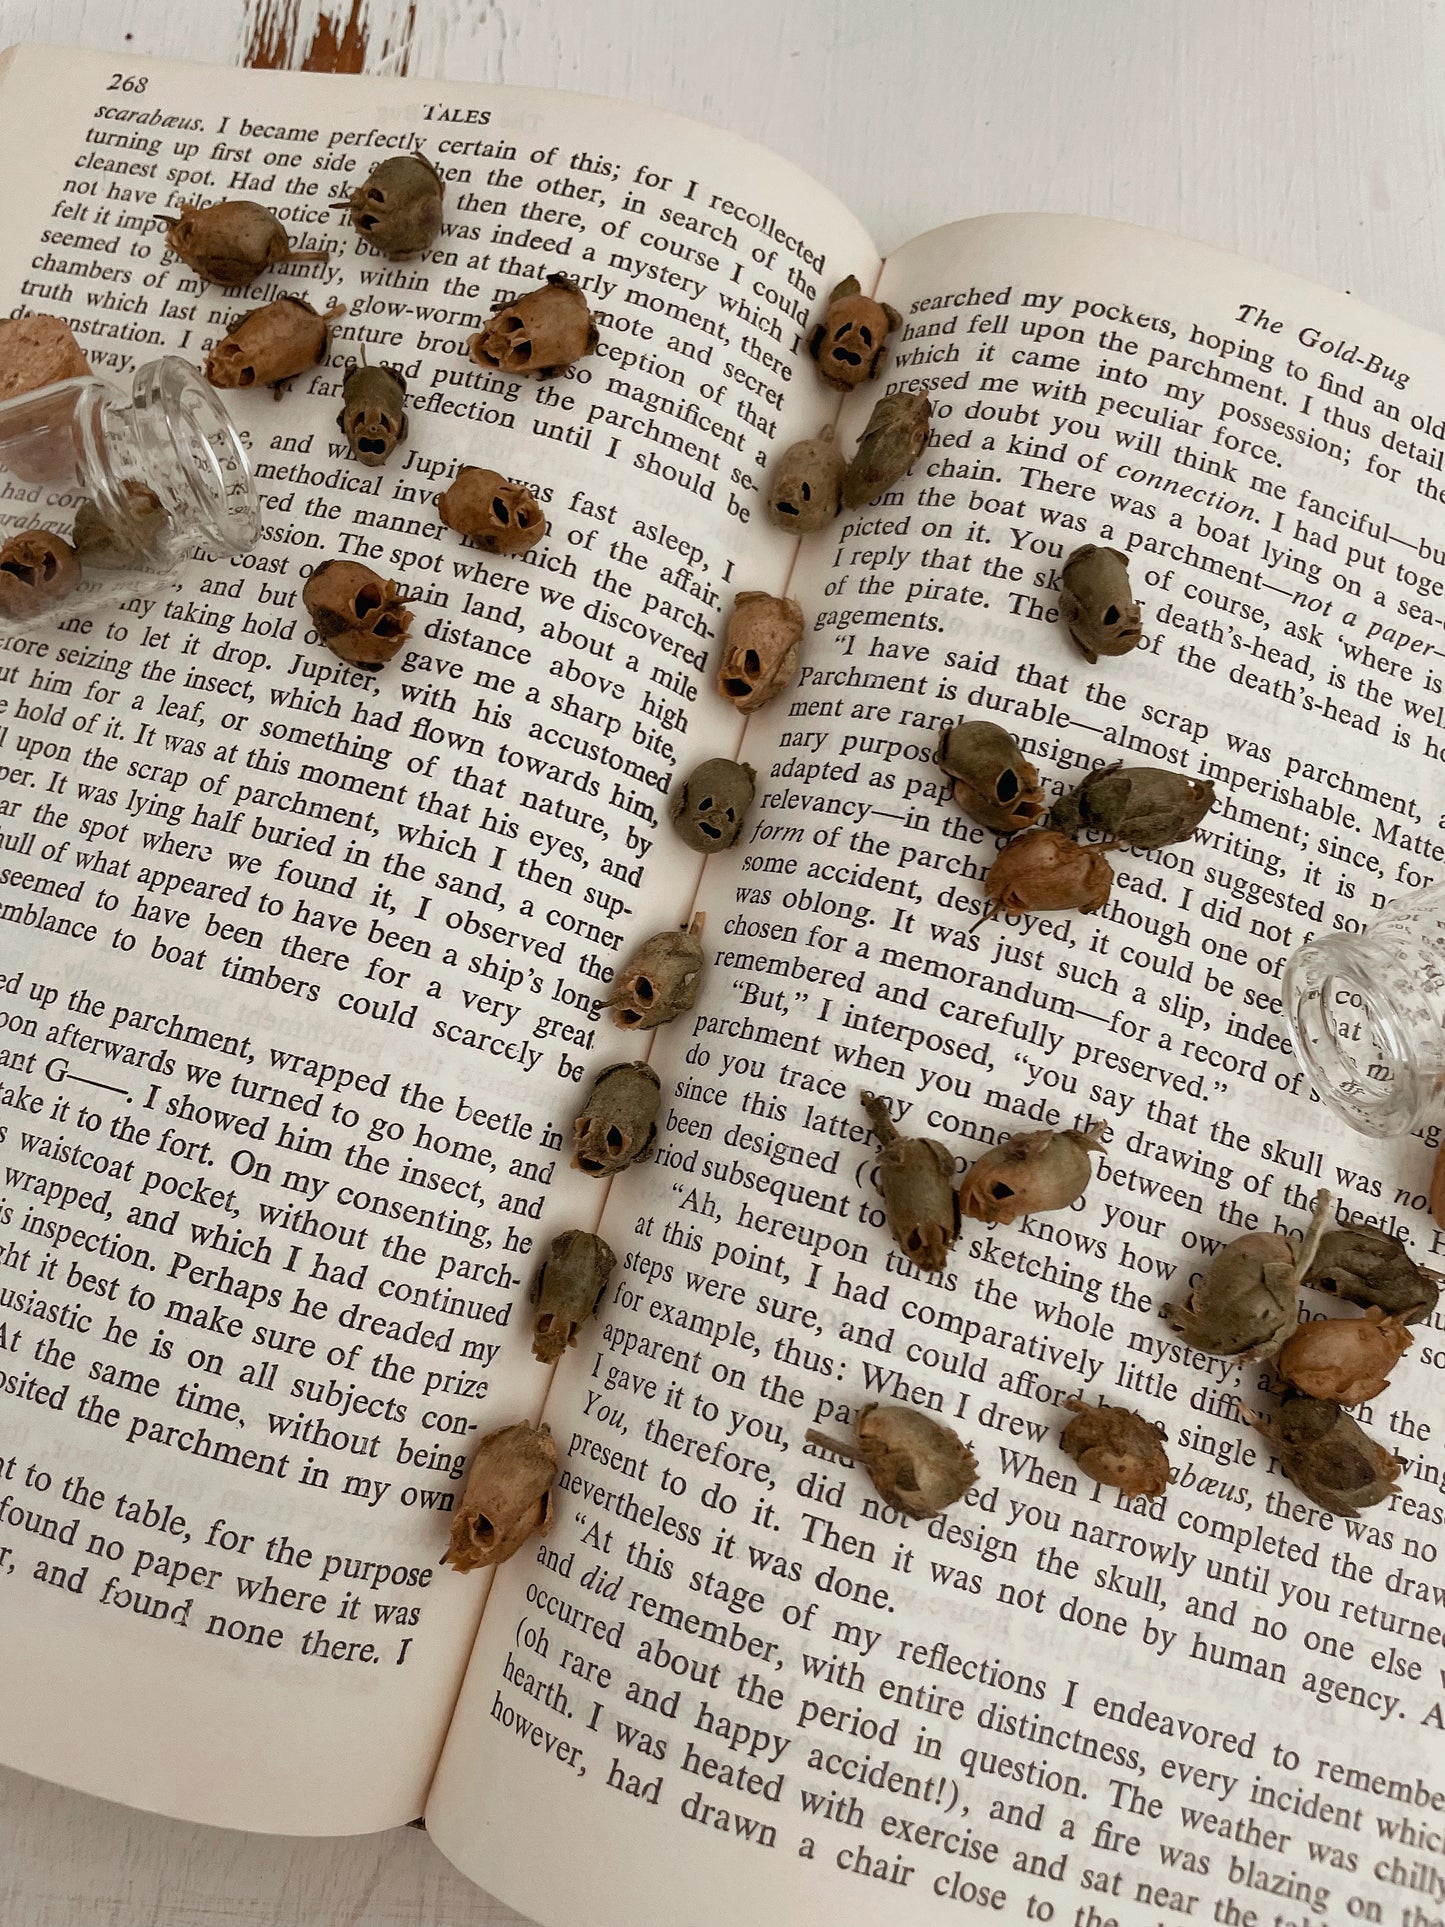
xmin=0 ymin=1 xmax=1442 ymax=1921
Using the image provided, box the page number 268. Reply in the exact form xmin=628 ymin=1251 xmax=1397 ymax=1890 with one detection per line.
xmin=107 ymin=73 xmax=148 ymax=92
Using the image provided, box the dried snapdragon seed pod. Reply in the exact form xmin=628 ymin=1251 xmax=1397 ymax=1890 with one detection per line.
xmin=469 ymin=275 xmax=598 ymax=379
xmin=0 ymin=314 xmax=89 ymax=402
xmin=1244 ymin=1396 xmax=1400 ymax=1517
xmin=958 ymin=1120 xmax=1108 ymax=1227
xmin=1432 ymin=1144 xmax=1445 ymax=1232
xmin=164 ymin=200 xmax=329 ymax=287
xmin=436 ymin=467 xmax=546 ymax=556
xmin=1058 ymin=545 xmax=1142 ymax=663
xmin=302 ymin=559 xmax=412 ymax=671
xmin=445 ymin=1420 xmax=557 ymax=1572
xmin=669 ymin=758 xmax=756 ymax=853
xmin=842 ymin=389 xmax=931 ymax=509
xmin=531 ymin=1229 xmax=615 ymax=1363
xmin=717 ymin=591 xmax=804 ymax=713
xmin=808 ymin=276 xmax=902 ymax=391
xmin=977 ymin=828 xmax=1115 ymax=926
xmin=204 ymin=297 xmax=344 ymax=391
xmin=1061 ymin=1398 xmax=1171 ymax=1499
xmin=344 ymin=153 xmax=444 ymax=259
xmin=807 ymin=1405 xmax=977 ymax=1520
xmin=938 ymin=720 xmax=1045 ymax=834
xmin=337 ymin=361 xmax=407 ymax=466
xmin=861 ymin=1090 xmax=960 ymax=1272
xmin=1050 ymin=762 xmax=1215 ymax=849
xmin=607 ymin=916 xmax=705 ymax=1031
xmin=1165 ymin=1187 xmax=1332 ymax=1359
xmin=73 ymin=482 xmax=168 ymax=570
xmin=1306 ymin=1219 xmax=1440 ymax=1324
xmin=572 ymin=1062 xmax=661 ymax=1176
xmin=1276 ymin=1304 xmax=1413 ymax=1406
xmin=766 ymin=425 xmax=844 ymax=532
xmin=0 ymin=530 xmax=80 ymax=619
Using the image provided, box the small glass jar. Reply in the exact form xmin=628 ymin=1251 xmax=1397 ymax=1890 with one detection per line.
xmin=1284 ymin=881 xmax=1445 ymax=1137
xmin=0 ymin=357 xmax=258 ymax=629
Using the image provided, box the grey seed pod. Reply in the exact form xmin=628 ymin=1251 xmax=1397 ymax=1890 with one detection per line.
xmin=938 ymin=720 xmax=1045 ymax=834
xmin=572 ymin=1062 xmax=661 ymax=1176
xmin=1244 ymin=1396 xmax=1401 ymax=1517
xmin=164 ymin=200 xmax=330 ymax=288
xmin=807 ymin=1405 xmax=977 ymax=1520
xmin=204 ymin=296 xmax=344 ymax=391
xmin=531 ymin=1229 xmax=616 ymax=1363
xmin=861 ymin=1090 xmax=960 ymax=1272
xmin=607 ymin=918 xmax=705 ymax=1031
xmin=1306 ymin=1219 xmax=1441 ymax=1324
xmin=0 ymin=530 xmax=80 ymax=619
xmin=445 ymin=1420 xmax=557 ymax=1572
xmin=469 ymin=275 xmax=598 ymax=379
xmin=337 ymin=361 xmax=408 ymax=466
xmin=958 ymin=1121 xmax=1108 ymax=1227
xmin=766 ymin=425 xmax=844 ymax=532
xmin=716 ymin=591 xmax=804 ymax=713
xmin=1166 ymin=1187 xmax=1333 ymax=1360
xmin=808 ymin=277 xmax=902 ymax=392
xmin=669 ymin=758 xmax=756 ymax=853
xmin=841 ymin=389 xmax=931 ymax=508
xmin=1061 ymin=1398 xmax=1171 ymax=1499
xmin=436 ymin=467 xmax=546 ymax=556
xmin=1058 ymin=545 xmax=1142 ymax=663
xmin=73 ymin=481 xmax=169 ymax=570
xmin=1050 ymin=762 xmax=1215 ymax=848
xmin=345 ymin=153 xmax=444 ymax=259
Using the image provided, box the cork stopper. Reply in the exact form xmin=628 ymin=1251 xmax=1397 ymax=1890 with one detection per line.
xmin=0 ymin=315 xmax=91 ymax=403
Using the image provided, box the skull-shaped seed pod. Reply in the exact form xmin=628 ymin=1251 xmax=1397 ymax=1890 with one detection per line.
xmin=957 ymin=1120 xmax=1108 ymax=1228
xmin=204 ymin=297 xmax=344 ymax=391
xmin=1061 ymin=1398 xmax=1172 ymax=1499
xmin=0 ymin=314 xmax=90 ymax=403
xmin=436 ymin=467 xmax=546 ymax=557
xmin=337 ymin=361 xmax=408 ymax=466
xmin=716 ymin=591 xmax=805 ymax=713
xmin=1275 ymin=1305 xmax=1413 ymax=1406
xmin=938 ymin=720 xmax=1045 ymax=834
xmin=1165 ymin=1187 xmax=1333 ymax=1360
xmin=841 ymin=389 xmax=931 ymax=509
xmin=530 ymin=1229 xmax=616 ymax=1364
xmin=861 ymin=1090 xmax=960 ymax=1272
xmin=73 ymin=482 xmax=169 ymax=571
xmin=1243 ymin=1396 xmax=1401 ymax=1517
xmin=808 ymin=276 xmax=902 ymax=392
xmin=1305 ymin=1219 xmax=1441 ymax=1324
xmin=606 ymin=916 xmax=705 ymax=1032
xmin=0 ymin=530 xmax=80 ymax=620
xmin=1058 ymin=545 xmax=1143 ymax=664
xmin=807 ymin=1406 xmax=977 ymax=1520
xmin=572 ymin=1062 xmax=661 ymax=1177
xmin=468 ymin=274 xmax=598 ymax=379
xmin=164 ymin=200 xmax=330 ymax=288
xmin=766 ymin=425 xmax=845 ymax=533
xmin=1050 ymin=763 xmax=1216 ymax=849
xmin=977 ymin=828 xmax=1115 ymax=926
xmin=444 ymin=1419 xmax=558 ymax=1572
xmin=344 ymin=153 xmax=445 ymax=259
xmin=669 ymin=757 xmax=756 ymax=854
xmin=302 ymin=558 xmax=412 ymax=672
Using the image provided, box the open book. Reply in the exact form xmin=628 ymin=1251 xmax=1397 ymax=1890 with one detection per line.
xmin=2 ymin=39 xmax=1443 ymax=1927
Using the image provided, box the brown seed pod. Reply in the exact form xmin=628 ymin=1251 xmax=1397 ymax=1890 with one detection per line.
xmin=572 ymin=1062 xmax=661 ymax=1176
xmin=607 ymin=917 xmax=705 ymax=1031
xmin=302 ymin=559 xmax=412 ymax=671
xmin=468 ymin=275 xmax=598 ymax=379
xmin=1166 ymin=1189 xmax=1332 ymax=1360
xmin=938 ymin=720 xmax=1045 ymax=834
xmin=164 ymin=200 xmax=329 ymax=288
xmin=73 ymin=482 xmax=169 ymax=570
xmin=531 ymin=1229 xmax=615 ymax=1364
xmin=862 ymin=1090 xmax=959 ymax=1272
xmin=1276 ymin=1305 xmax=1413 ymax=1406
xmin=444 ymin=1419 xmax=557 ymax=1572
xmin=1061 ymin=1398 xmax=1171 ymax=1499
xmin=344 ymin=153 xmax=444 ymax=259
xmin=204 ymin=297 xmax=344 ymax=391
xmin=1306 ymin=1218 xmax=1441 ymax=1324
xmin=0 ymin=530 xmax=80 ymax=619
xmin=808 ymin=276 xmax=902 ymax=392
xmin=0 ymin=314 xmax=90 ymax=402
xmin=337 ymin=361 xmax=407 ymax=466
xmin=978 ymin=828 xmax=1115 ymax=926
xmin=766 ymin=425 xmax=845 ymax=532
xmin=1050 ymin=762 xmax=1215 ymax=849
xmin=842 ymin=389 xmax=931 ymax=509
xmin=1433 ymin=1144 xmax=1445 ymax=1233
xmin=1058 ymin=545 xmax=1142 ymax=663
xmin=716 ymin=591 xmax=804 ymax=713
xmin=669 ymin=758 xmax=756 ymax=854
xmin=958 ymin=1121 xmax=1107 ymax=1227
xmin=1244 ymin=1396 xmax=1400 ymax=1517
xmin=807 ymin=1405 xmax=977 ymax=1520
xmin=436 ymin=467 xmax=546 ymax=556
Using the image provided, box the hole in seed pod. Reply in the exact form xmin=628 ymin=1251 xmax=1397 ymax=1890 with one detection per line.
xmin=578 ymin=1154 xmax=600 ymax=1172
xmin=776 ymin=500 xmax=799 ymax=516
xmin=504 ymin=316 xmax=523 ymax=331
xmin=832 ymin=324 xmax=849 ymax=341
xmin=359 ymin=436 xmax=385 ymax=455
xmin=619 ymin=1009 xmax=640 ymax=1026
xmin=513 ymin=340 xmax=532 ymax=362
xmin=517 ymin=509 xmax=531 ymax=526
xmin=474 ymin=1513 xmax=495 ymax=1545
xmin=700 ymin=822 xmax=722 ymax=840
xmin=492 ymin=497 xmax=510 ymax=522
xmin=354 ymin=586 xmax=382 ymax=619
xmin=897 ymin=1467 xmax=919 ymax=1491
xmin=990 ymin=1182 xmax=1014 ymax=1200
xmin=800 ymin=481 xmax=812 ymax=500
xmin=743 ymin=650 xmax=761 ymax=674
xmin=1103 ymin=605 xmax=1119 ymax=625
xmin=635 ymin=978 xmax=654 ymax=1003
xmin=368 ymin=187 xmax=385 ymax=202
xmin=606 ymin=1126 xmax=624 ymax=1151
xmin=997 ymin=770 xmax=1019 ymax=801
xmin=0 ymin=561 xmax=31 ymax=584
xmin=859 ymin=326 xmax=873 ymax=346
xmin=373 ymin=612 xmax=403 ymax=638
xmin=236 ymin=365 xmax=257 ymax=387
xmin=697 ymin=794 xmax=714 ymax=812
xmin=833 ymin=348 xmax=862 ymax=366
xmin=724 ymin=678 xmax=752 ymax=697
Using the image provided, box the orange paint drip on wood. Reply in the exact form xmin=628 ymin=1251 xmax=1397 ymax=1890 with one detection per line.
xmin=245 ymin=0 xmax=416 ymax=74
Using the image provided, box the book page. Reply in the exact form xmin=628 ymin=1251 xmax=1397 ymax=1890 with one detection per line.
xmin=429 ymin=215 xmax=1445 ymax=1924
xmin=0 ymin=44 xmax=876 ymax=1833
